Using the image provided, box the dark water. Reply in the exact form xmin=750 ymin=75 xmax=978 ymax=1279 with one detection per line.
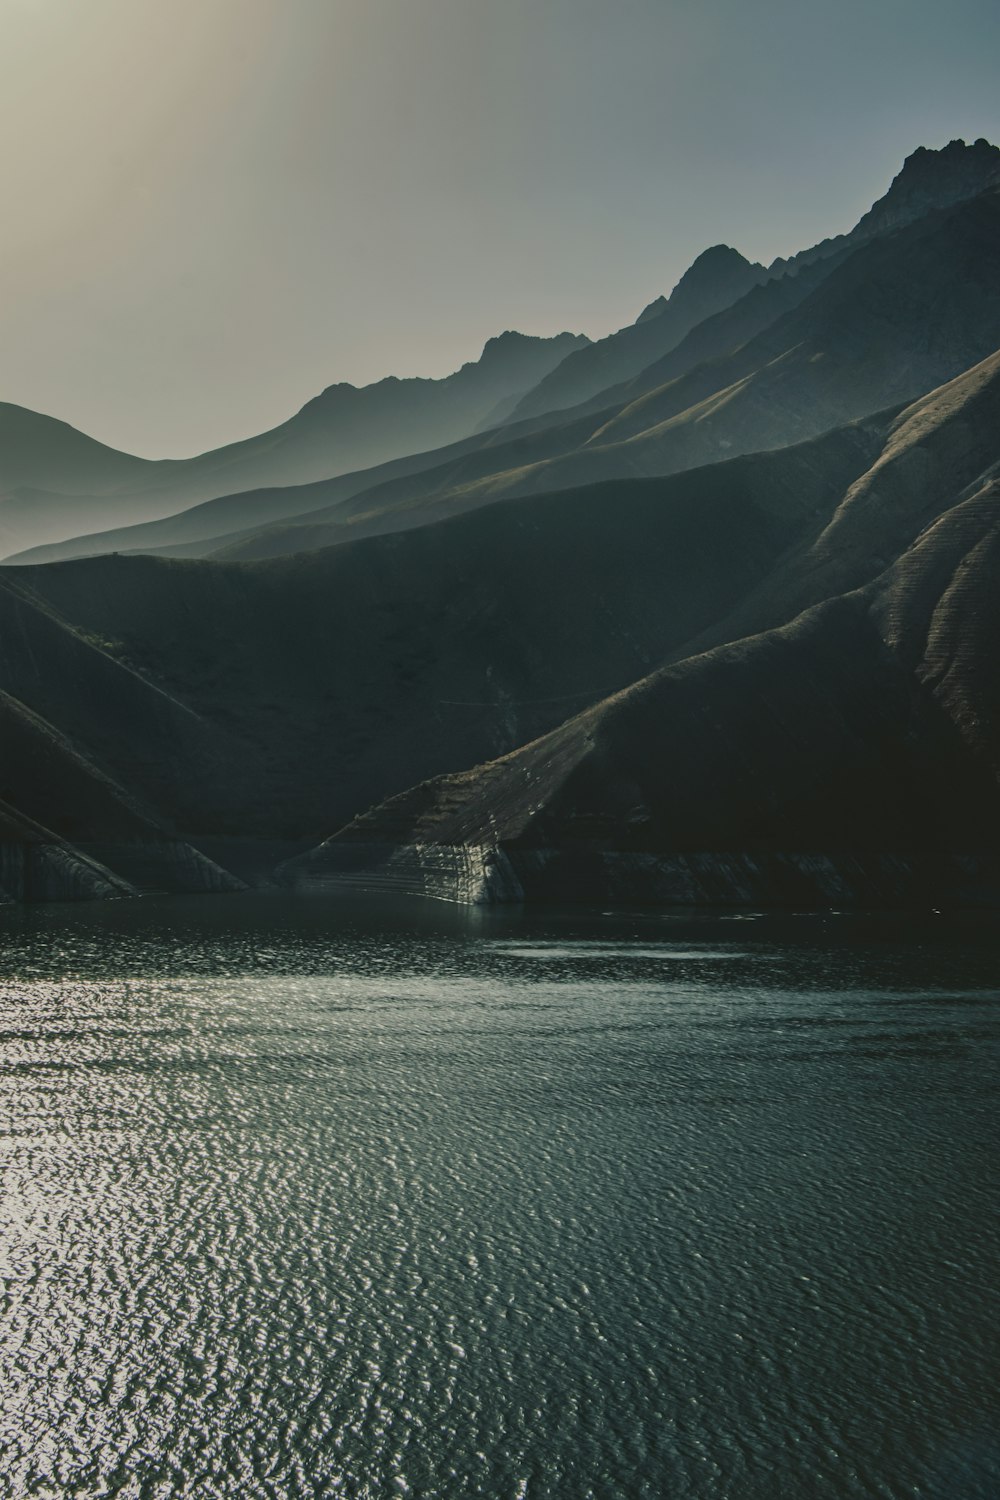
xmin=1 ymin=895 xmax=998 ymax=1500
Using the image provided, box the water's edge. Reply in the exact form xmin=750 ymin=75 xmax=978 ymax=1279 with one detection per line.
xmin=5 ymin=833 xmax=1000 ymax=909
xmin=278 ymin=841 xmax=1000 ymax=909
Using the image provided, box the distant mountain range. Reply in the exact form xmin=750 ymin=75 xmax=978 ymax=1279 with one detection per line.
xmin=16 ymin=138 xmax=1000 ymax=569
xmin=0 ymin=328 xmax=587 ymax=558
xmin=2 ymin=137 xmax=1000 ymax=906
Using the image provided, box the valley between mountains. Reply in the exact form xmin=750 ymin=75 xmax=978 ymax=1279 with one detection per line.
xmin=2 ymin=139 xmax=999 ymax=906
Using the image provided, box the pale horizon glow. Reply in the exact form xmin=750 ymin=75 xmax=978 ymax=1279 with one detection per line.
xmin=0 ymin=0 xmax=997 ymax=457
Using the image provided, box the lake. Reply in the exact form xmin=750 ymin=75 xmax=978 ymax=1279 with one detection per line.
xmin=1 ymin=894 xmax=998 ymax=1498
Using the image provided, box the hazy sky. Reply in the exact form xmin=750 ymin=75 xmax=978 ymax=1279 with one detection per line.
xmin=1 ymin=0 xmax=997 ymax=457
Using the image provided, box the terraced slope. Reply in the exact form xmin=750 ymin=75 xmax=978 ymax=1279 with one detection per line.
xmin=0 ymin=419 xmax=885 ymax=896
xmin=281 ymin=351 xmax=1000 ymax=906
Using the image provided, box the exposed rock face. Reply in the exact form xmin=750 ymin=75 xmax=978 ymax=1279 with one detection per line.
xmin=0 ymin=801 xmax=137 ymax=902
xmin=0 ymin=829 xmax=242 ymax=905
xmin=768 ymin=137 xmax=1000 ymax=277
xmin=75 ymin=841 xmax=245 ymax=897
xmin=0 ymin=842 xmax=133 ymax=903
xmin=8 ymin=346 xmax=1000 ymax=905
xmin=636 ymin=245 xmax=768 ymax=325
xmin=535 ymin=189 xmax=1000 ymax=487
xmin=279 ymin=841 xmax=526 ymax=905
xmin=280 ymin=842 xmax=1000 ymax=911
xmin=6 ymin=346 xmax=1000 ymax=905
xmin=0 ymin=827 xmax=242 ymax=903
xmin=847 ymin=138 xmax=1000 ymax=244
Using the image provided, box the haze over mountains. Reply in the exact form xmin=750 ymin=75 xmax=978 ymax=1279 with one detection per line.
xmin=16 ymin=138 xmax=1000 ymax=571
xmin=2 ymin=138 xmax=1000 ymax=906
xmin=0 ymin=329 xmax=586 ymax=559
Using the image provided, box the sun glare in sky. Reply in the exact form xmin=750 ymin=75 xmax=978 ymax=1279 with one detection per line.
xmin=0 ymin=0 xmax=996 ymax=455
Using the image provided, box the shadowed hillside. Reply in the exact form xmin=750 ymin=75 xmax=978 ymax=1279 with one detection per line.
xmin=279 ymin=349 xmax=1000 ymax=906
xmin=4 ymin=346 xmax=1000 ymax=902
xmin=5 ymin=145 xmax=1000 ymax=906
xmin=0 ymin=417 xmax=887 ymax=894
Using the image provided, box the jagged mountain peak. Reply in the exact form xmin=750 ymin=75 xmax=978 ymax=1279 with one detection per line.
xmin=899 ymin=136 xmax=999 ymax=178
xmin=636 ymin=245 xmax=764 ymax=324
xmin=474 ymin=328 xmax=590 ymax=367
xmin=301 ymin=328 xmax=589 ymax=408
xmin=853 ymin=137 xmax=1000 ymax=241
xmin=480 ymin=329 xmax=535 ymax=359
xmin=681 ymin=242 xmax=759 ymax=276
xmin=482 ymin=329 xmax=555 ymax=354
xmin=768 ymin=136 xmax=1000 ymax=280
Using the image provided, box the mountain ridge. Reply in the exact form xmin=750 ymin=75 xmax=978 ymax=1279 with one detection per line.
xmin=281 ymin=351 xmax=1000 ymax=906
xmin=4 ymin=143 xmax=1000 ymax=905
xmin=15 ymin=139 xmax=1000 ymax=572
xmin=504 ymin=138 xmax=1000 ymax=424
xmin=0 ymin=329 xmax=587 ymax=559
xmin=181 ymin=185 xmax=1000 ymax=566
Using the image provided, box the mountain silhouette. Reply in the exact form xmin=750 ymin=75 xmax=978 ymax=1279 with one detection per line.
xmin=504 ymin=137 xmax=1000 ymax=424
xmin=123 ymin=184 xmax=1000 ymax=567
xmin=507 ymin=245 xmax=768 ymax=420
xmin=0 ymin=330 xmax=586 ymax=558
xmin=4 ymin=142 xmax=1000 ymax=905
xmin=18 ymin=141 xmax=1000 ymax=571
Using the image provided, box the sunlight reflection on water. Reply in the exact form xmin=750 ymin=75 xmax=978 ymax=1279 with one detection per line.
xmin=0 ymin=896 xmax=998 ymax=1498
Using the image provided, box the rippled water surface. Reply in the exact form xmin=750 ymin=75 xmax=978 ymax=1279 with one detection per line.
xmin=1 ymin=896 xmax=998 ymax=1499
